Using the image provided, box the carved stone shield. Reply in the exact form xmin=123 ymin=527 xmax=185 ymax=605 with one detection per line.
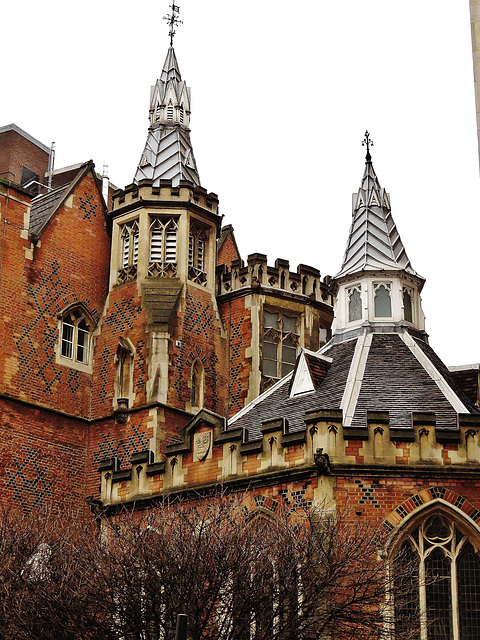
xmin=194 ymin=431 xmax=212 ymax=461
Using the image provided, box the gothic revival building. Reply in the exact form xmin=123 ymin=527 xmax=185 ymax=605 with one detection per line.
xmin=1 ymin=35 xmax=480 ymax=638
xmin=0 ymin=45 xmax=332 ymax=512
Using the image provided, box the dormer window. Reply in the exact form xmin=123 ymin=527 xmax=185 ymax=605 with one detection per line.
xmin=118 ymin=220 xmax=139 ymax=283
xmin=348 ymin=286 xmax=362 ymax=322
xmin=374 ymin=283 xmax=392 ymax=317
xmin=403 ymin=287 xmax=413 ymax=323
xmin=148 ymin=217 xmax=178 ymax=278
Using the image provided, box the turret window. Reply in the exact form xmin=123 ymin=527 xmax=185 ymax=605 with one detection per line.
xmin=374 ymin=283 xmax=392 ymax=317
xmin=188 ymin=224 xmax=207 ymax=286
xmin=262 ymin=311 xmax=299 ymax=382
xmin=118 ymin=220 xmax=139 ymax=283
xmin=179 ymin=105 xmax=184 ymax=124
xmin=403 ymin=287 xmax=413 ymax=323
xmin=148 ymin=217 xmax=178 ymax=278
xmin=348 ymin=286 xmax=362 ymax=322
xmin=167 ymin=102 xmax=174 ymax=120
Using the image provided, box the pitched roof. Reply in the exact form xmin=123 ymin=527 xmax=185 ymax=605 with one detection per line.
xmin=228 ymin=333 xmax=479 ymax=439
xmin=335 ymin=158 xmax=421 ymax=280
xmin=29 ymin=161 xmax=103 ymax=240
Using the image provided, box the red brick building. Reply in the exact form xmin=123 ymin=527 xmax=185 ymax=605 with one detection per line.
xmin=1 ymin=42 xmax=480 ymax=639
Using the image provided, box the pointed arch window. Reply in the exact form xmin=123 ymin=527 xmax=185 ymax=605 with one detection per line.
xmin=348 ymin=286 xmax=362 ymax=322
xmin=115 ymin=337 xmax=135 ymax=407
xmin=58 ymin=305 xmax=94 ymax=370
xmin=179 ymin=104 xmax=184 ymax=124
xmin=148 ymin=217 xmax=178 ymax=278
xmin=374 ymin=283 xmax=392 ymax=318
xmin=403 ymin=287 xmax=414 ymax=323
xmin=118 ymin=219 xmax=139 ymax=283
xmin=190 ymin=360 xmax=204 ymax=408
xmin=188 ymin=223 xmax=207 ymax=286
xmin=167 ymin=102 xmax=174 ymax=120
xmin=394 ymin=511 xmax=480 ymax=639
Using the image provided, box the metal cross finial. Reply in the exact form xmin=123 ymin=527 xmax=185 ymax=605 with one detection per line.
xmin=164 ymin=4 xmax=182 ymax=47
xmin=362 ymin=131 xmax=373 ymax=162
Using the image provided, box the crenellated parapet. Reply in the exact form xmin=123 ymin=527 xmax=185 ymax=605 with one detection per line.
xmin=217 ymin=253 xmax=333 ymax=306
xmin=97 ymin=407 xmax=480 ymax=507
xmin=112 ymin=179 xmax=219 ymax=218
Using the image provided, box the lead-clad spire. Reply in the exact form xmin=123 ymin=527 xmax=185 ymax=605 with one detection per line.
xmin=335 ymin=133 xmax=417 ymax=279
xmin=133 ymin=45 xmax=200 ymax=187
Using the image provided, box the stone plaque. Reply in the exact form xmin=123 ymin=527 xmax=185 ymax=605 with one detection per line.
xmin=194 ymin=431 xmax=212 ymax=461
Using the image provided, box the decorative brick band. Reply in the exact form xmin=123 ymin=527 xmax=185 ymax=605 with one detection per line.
xmin=384 ymin=486 xmax=480 ymax=532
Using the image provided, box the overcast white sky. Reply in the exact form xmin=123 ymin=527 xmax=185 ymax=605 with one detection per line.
xmin=1 ymin=1 xmax=479 ymax=366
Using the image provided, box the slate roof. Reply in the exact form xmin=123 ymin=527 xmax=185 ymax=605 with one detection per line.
xmin=228 ymin=333 xmax=479 ymax=440
xmin=230 ymin=340 xmax=356 ymax=440
xmin=29 ymin=161 xmax=100 ymax=240
xmin=29 ymin=185 xmax=69 ymax=239
xmin=350 ymin=334 xmax=478 ymax=430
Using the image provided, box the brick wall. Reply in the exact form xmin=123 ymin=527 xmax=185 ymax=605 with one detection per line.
xmin=0 ymin=129 xmax=49 ymax=185
xmin=218 ymin=296 xmax=253 ymax=417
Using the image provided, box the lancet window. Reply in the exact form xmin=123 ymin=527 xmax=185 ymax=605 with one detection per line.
xmin=394 ymin=511 xmax=480 ymax=640
xmin=118 ymin=219 xmax=139 ymax=283
xmin=188 ymin=224 xmax=207 ymax=286
xmin=374 ymin=282 xmax=392 ymax=317
xmin=347 ymin=286 xmax=362 ymax=322
xmin=262 ymin=311 xmax=299 ymax=382
xmin=403 ymin=287 xmax=414 ymax=323
xmin=114 ymin=337 xmax=135 ymax=407
xmin=190 ymin=360 xmax=204 ymax=408
xmin=148 ymin=217 xmax=178 ymax=278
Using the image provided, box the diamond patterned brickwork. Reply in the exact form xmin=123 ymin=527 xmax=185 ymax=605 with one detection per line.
xmin=90 ymin=284 xmax=149 ymax=415
xmin=218 ymin=297 xmax=253 ymax=417
xmin=0 ymin=173 xmax=110 ymax=418
xmin=168 ymin=286 xmax=228 ymax=415
xmin=0 ymin=397 xmax=87 ymax=513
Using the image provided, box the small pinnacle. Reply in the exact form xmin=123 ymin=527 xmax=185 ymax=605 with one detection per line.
xmin=362 ymin=130 xmax=373 ymax=163
xmin=163 ymin=3 xmax=182 ymax=47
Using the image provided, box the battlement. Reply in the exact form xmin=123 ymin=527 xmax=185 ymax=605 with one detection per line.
xmin=98 ymin=407 xmax=480 ymax=507
xmin=112 ymin=179 xmax=219 ymax=216
xmin=217 ymin=253 xmax=333 ymax=305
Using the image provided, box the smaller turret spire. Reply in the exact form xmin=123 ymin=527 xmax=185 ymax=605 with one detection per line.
xmin=335 ymin=134 xmax=418 ymax=279
xmin=133 ymin=21 xmax=201 ymax=188
xmin=164 ymin=4 xmax=182 ymax=47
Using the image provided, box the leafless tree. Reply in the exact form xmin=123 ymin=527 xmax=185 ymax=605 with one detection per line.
xmin=0 ymin=494 xmax=419 ymax=640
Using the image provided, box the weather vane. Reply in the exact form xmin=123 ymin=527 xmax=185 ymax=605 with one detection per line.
xmin=362 ymin=131 xmax=373 ymax=162
xmin=164 ymin=4 xmax=182 ymax=46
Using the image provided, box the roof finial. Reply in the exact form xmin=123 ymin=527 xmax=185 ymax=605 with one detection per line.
xmin=362 ymin=130 xmax=373 ymax=163
xmin=163 ymin=4 xmax=182 ymax=47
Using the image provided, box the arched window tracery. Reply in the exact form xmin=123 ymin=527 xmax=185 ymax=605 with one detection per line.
xmin=393 ymin=508 xmax=480 ymax=640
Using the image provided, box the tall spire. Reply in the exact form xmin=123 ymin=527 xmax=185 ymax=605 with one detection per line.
xmin=335 ymin=132 xmax=418 ymax=279
xmin=133 ymin=7 xmax=200 ymax=188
